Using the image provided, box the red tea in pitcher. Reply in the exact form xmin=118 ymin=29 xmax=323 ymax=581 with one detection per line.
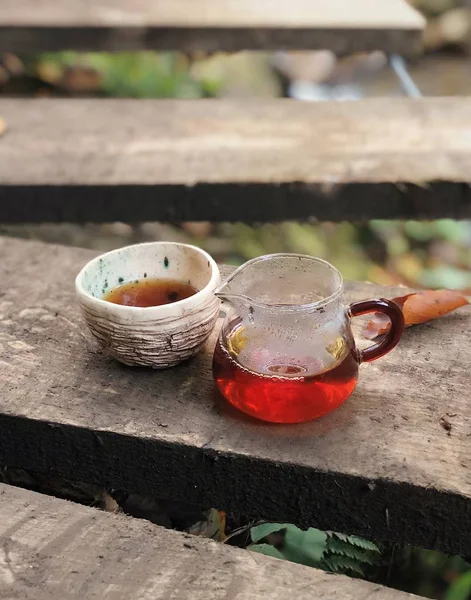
xmin=213 ymin=321 xmax=358 ymax=424
xmin=212 ymin=254 xmax=404 ymax=424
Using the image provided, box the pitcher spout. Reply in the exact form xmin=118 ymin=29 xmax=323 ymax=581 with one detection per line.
xmin=213 ymin=281 xmax=253 ymax=307
xmin=213 ymin=261 xmax=263 ymax=317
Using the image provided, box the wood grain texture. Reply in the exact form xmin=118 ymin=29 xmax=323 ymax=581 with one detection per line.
xmin=0 ymin=0 xmax=424 ymax=54
xmin=0 ymin=237 xmax=470 ymax=556
xmin=1 ymin=98 xmax=471 ymax=223
xmin=0 ymin=483 xmax=420 ymax=600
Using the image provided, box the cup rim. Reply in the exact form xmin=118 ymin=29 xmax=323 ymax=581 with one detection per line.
xmin=75 ymin=241 xmax=220 ymax=312
xmin=215 ymin=253 xmax=343 ymax=311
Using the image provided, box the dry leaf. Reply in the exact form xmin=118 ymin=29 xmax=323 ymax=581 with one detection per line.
xmin=362 ymin=289 xmax=469 ymax=340
xmin=188 ymin=509 xmax=226 ymax=541
xmin=0 ymin=117 xmax=6 ymax=137
xmin=36 ymin=61 xmax=63 ymax=84
xmin=61 ymin=66 xmax=102 ymax=93
xmin=2 ymin=52 xmax=24 ymax=76
xmin=0 ymin=66 xmax=9 ymax=86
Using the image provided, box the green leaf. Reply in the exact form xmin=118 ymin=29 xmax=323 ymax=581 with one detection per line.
xmin=404 ymin=220 xmax=436 ymax=242
xmin=434 ymin=219 xmax=469 ymax=244
xmin=248 ymin=543 xmax=285 ymax=560
xmin=322 ymin=555 xmax=365 ymax=576
xmin=329 ymin=532 xmax=348 ymax=542
xmin=283 ymin=526 xmax=327 ymax=565
xmin=250 ymin=523 xmax=289 ymax=543
xmin=329 ymin=532 xmax=380 ymax=552
xmin=444 ymin=571 xmax=471 ymax=600
xmin=419 ymin=265 xmax=471 ymax=290
xmin=326 ymin=537 xmax=377 ymax=564
xmin=346 ymin=536 xmax=380 ymax=552
xmin=282 ymin=222 xmax=326 ymax=257
xmin=250 ymin=524 xmax=327 ymax=567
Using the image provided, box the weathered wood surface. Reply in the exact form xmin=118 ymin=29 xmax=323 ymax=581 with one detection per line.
xmin=0 ymin=237 xmax=470 ymax=556
xmin=0 ymin=0 xmax=424 ymax=54
xmin=0 ymin=483 xmax=419 ymax=600
xmin=1 ymin=98 xmax=471 ymax=223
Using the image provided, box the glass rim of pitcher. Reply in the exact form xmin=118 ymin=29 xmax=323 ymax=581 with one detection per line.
xmin=216 ymin=253 xmax=344 ymax=311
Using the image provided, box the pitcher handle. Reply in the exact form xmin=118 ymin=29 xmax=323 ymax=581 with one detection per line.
xmin=348 ymin=298 xmax=405 ymax=363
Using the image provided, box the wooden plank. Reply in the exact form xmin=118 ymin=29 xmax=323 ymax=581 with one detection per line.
xmin=0 ymin=0 xmax=424 ymax=54
xmin=0 ymin=237 xmax=470 ymax=556
xmin=0 ymin=483 xmax=419 ymax=600
xmin=1 ymin=97 xmax=471 ymax=224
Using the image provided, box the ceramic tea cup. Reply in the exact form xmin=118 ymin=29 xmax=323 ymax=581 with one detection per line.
xmin=75 ymin=242 xmax=221 ymax=368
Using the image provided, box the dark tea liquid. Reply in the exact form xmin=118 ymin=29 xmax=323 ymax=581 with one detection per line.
xmin=213 ymin=323 xmax=358 ymax=424
xmin=104 ymin=278 xmax=197 ymax=307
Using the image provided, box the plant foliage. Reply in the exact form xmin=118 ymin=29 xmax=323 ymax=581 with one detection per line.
xmin=444 ymin=571 xmax=471 ymax=600
xmin=248 ymin=523 xmax=380 ymax=577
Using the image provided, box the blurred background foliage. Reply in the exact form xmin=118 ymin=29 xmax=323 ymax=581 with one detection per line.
xmin=2 ymin=2 xmax=471 ymax=293
xmin=4 ymin=218 xmax=471 ymax=293
xmin=1 ymin=1 xmax=471 ymax=598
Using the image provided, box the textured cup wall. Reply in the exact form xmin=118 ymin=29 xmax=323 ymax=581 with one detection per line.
xmin=80 ymin=295 xmax=220 ymax=368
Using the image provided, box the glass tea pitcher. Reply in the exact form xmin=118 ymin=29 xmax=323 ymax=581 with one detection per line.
xmin=212 ymin=254 xmax=404 ymax=424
